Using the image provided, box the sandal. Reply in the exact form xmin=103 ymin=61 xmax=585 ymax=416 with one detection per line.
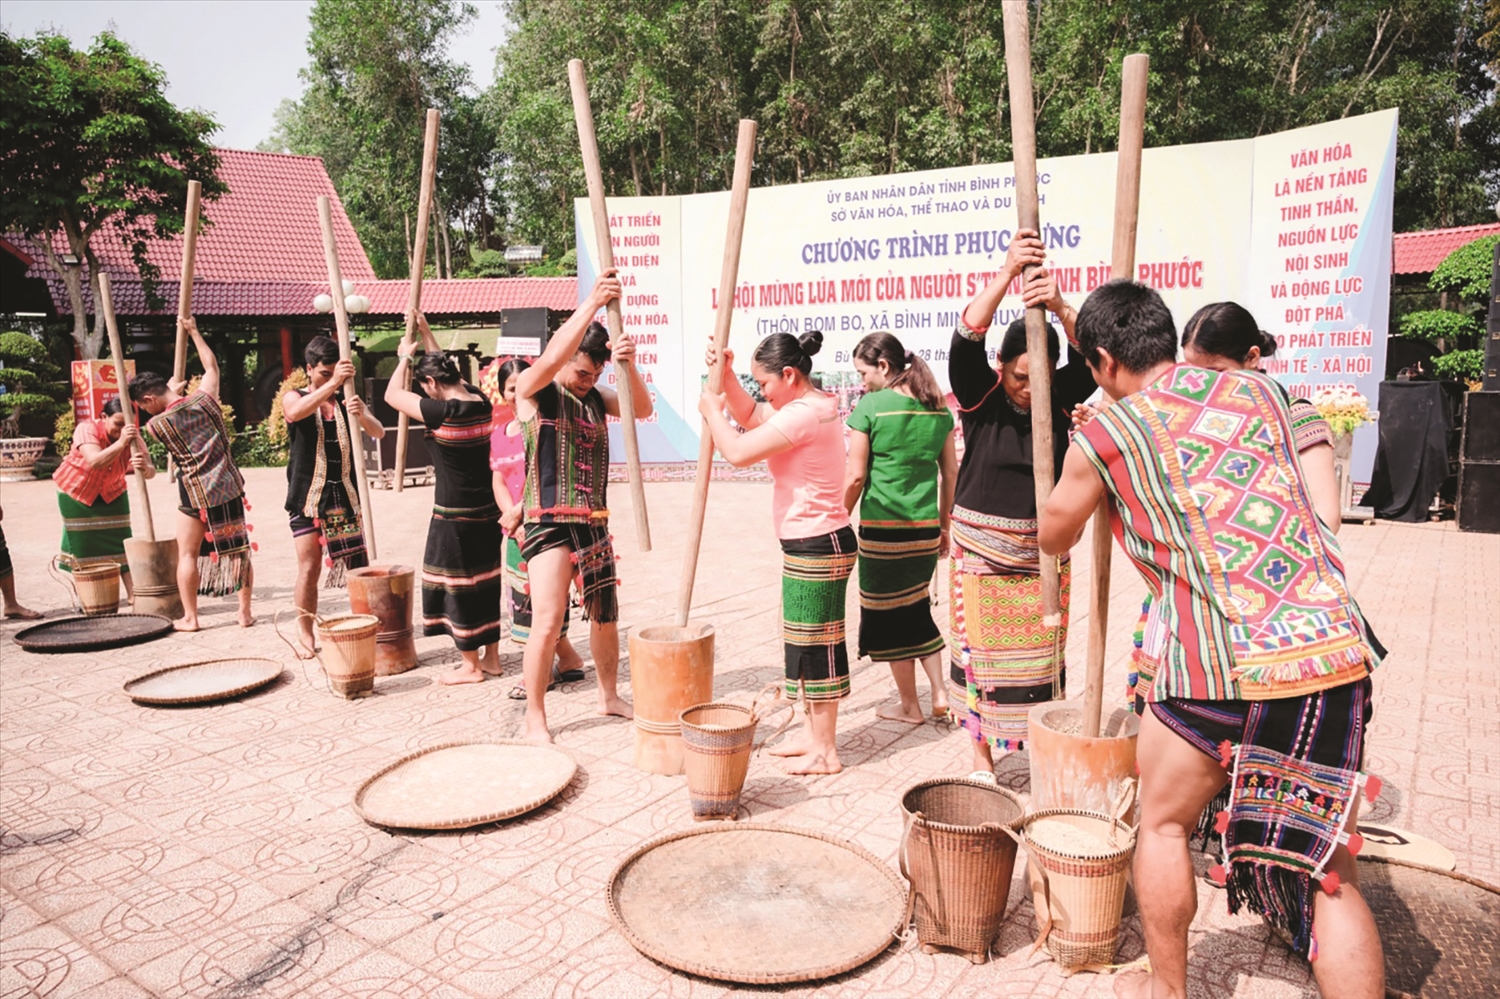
xmin=506 ymin=667 xmax=585 ymax=699
xmin=966 ymin=769 xmax=999 ymax=786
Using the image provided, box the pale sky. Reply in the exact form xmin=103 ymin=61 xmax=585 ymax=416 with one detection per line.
xmin=1 ymin=0 xmax=510 ymax=152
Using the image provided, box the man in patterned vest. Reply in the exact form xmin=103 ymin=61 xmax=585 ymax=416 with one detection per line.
xmin=130 ymin=317 xmax=255 ymax=631
xmin=1039 ymin=281 xmax=1384 ymax=999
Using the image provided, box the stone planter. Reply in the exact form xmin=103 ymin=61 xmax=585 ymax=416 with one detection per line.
xmin=0 ymin=437 xmax=47 ymax=482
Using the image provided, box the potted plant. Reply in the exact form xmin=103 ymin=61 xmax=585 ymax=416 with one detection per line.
xmin=1397 ymin=234 xmax=1496 ymax=390
xmin=0 ymin=331 xmax=68 ymax=481
xmin=1310 ymin=385 xmax=1376 ymax=514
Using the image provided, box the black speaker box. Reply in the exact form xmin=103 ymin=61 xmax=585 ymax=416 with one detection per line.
xmin=1462 ymin=392 xmax=1500 ymax=462
xmin=1457 ymin=460 xmax=1500 ymax=534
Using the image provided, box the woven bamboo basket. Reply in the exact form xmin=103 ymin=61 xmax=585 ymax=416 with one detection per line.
xmin=49 ymin=556 xmax=120 ymax=616
xmin=899 ymin=778 xmax=1025 ymax=963
xmin=1018 ymin=784 xmax=1137 ymax=970
xmin=274 ymin=609 xmax=378 ymax=699
xmin=679 ymin=683 xmax=793 ymax=821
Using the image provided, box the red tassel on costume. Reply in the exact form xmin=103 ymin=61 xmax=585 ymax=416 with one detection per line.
xmin=1213 ymin=810 xmax=1230 ymax=835
xmin=243 ymin=499 xmax=252 ymax=511
xmin=518 ymin=561 xmax=528 ymax=572
xmin=1321 ymin=871 xmax=1341 ymax=895
xmin=204 ymin=531 xmax=214 ymax=542
xmin=250 ymin=542 xmax=259 ymax=552
xmin=1207 ymin=864 xmax=1226 ymax=887
xmin=1363 ymin=775 xmax=1383 ymax=803
xmin=318 ymin=536 xmax=328 ymax=548
xmin=325 ymin=557 xmax=334 ymax=568
xmin=1124 ymin=684 xmax=1135 ymax=700
xmin=313 ymin=518 xmax=321 ymax=528
xmin=1218 ymin=740 xmax=1234 ymax=768
xmin=210 ymin=551 xmax=220 ymax=563
xmin=199 ymin=509 xmax=209 ymax=523
xmin=246 ymin=524 xmax=254 ymax=532
xmin=1346 ymin=832 xmax=1364 ymax=856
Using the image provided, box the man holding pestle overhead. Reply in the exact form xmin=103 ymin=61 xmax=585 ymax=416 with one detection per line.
xmin=1039 ymin=281 xmax=1385 ymax=999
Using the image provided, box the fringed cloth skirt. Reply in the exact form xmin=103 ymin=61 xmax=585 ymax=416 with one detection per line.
xmin=857 ymin=524 xmax=943 ymax=661
xmin=1148 ymin=677 xmax=1374 ymax=959
xmin=288 ymin=485 xmax=368 ymax=589
xmin=505 ymin=533 xmax=571 ymax=643
xmin=781 ymin=526 xmax=857 ymax=701
xmin=176 ymin=481 xmax=252 ymax=597
xmin=421 ymin=502 xmax=503 ymax=651
xmin=57 ymin=492 xmax=132 ymax=576
xmin=520 ymin=522 xmax=618 ymax=625
xmin=946 ymin=510 xmax=1069 ymax=751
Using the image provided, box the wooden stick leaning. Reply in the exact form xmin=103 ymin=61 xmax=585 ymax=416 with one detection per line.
xmin=675 ymin=119 xmax=757 ymax=627
xmin=316 ymin=195 xmax=378 ymax=559
xmin=1001 ymin=1 xmax=1060 ymax=625
xmin=393 ymin=109 xmax=440 ymax=493
xmin=568 ymin=58 xmax=652 ymax=552
xmin=97 ymin=272 xmax=154 ymax=543
xmin=168 ymin=179 xmax=202 ymax=479
xmin=1081 ymin=54 xmax=1149 ymax=739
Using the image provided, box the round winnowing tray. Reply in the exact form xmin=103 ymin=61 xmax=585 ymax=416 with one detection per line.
xmin=353 ymin=741 xmax=577 ymax=830
xmin=13 ymin=614 xmax=173 ymax=653
xmin=607 ymin=824 xmax=906 ymax=984
xmin=1358 ymin=857 xmax=1498 ymax=999
xmin=124 ymin=658 xmax=284 ymax=705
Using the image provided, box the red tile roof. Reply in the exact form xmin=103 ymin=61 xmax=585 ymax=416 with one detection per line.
xmin=1392 ymin=223 xmax=1500 ymax=275
xmin=11 ymin=148 xmax=578 ymax=317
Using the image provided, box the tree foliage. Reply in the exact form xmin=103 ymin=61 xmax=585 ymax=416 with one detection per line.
xmin=262 ymin=0 xmax=498 ymax=278
xmin=0 ymin=32 xmax=224 ymax=358
xmin=1429 ymin=232 xmax=1500 ymax=300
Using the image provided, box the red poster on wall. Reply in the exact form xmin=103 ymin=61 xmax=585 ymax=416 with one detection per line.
xmin=71 ymin=359 xmax=135 ymax=420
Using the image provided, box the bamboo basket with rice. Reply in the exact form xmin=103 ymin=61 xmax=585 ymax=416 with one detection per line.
xmin=1017 ymin=779 xmax=1137 ymax=970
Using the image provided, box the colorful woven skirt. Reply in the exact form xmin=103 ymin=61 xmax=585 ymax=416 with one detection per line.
xmin=946 ymin=510 xmax=1070 ymax=751
xmin=176 ymin=481 xmax=252 ymax=597
xmin=857 ymin=524 xmax=943 ymax=661
xmin=421 ymin=503 xmax=503 ymax=651
xmin=505 ymin=533 xmax=570 ymax=643
xmin=57 ymin=491 xmax=132 ymax=575
xmin=1150 ymin=678 xmax=1375 ymax=959
xmin=520 ymin=522 xmax=618 ymax=625
xmin=781 ymin=526 xmax=857 ymax=701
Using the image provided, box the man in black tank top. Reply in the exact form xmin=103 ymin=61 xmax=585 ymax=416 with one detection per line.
xmin=281 ymin=336 xmax=385 ymax=658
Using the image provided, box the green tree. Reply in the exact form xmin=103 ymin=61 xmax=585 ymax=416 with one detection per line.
xmin=263 ymin=0 xmax=490 ymax=278
xmin=1398 ymin=234 xmax=1496 ymax=383
xmin=0 ymin=32 xmax=224 ymax=358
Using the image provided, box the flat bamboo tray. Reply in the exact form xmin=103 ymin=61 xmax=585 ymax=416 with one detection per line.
xmin=1362 ymin=857 xmax=1497 ymax=999
xmin=124 ymin=658 xmax=284 ymax=705
xmin=13 ymin=614 xmax=173 ymax=653
xmin=353 ymin=740 xmax=577 ymax=830
xmin=607 ymin=824 xmax=906 ymax=984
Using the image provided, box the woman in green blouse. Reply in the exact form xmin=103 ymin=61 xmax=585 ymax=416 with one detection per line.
xmin=843 ymin=332 xmax=958 ymax=723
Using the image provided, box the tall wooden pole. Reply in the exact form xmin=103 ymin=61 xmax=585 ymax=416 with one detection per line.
xmin=675 ymin=120 xmax=757 ymax=627
xmin=393 ymin=109 xmax=440 ymax=493
xmin=97 ymin=272 xmax=154 ymax=543
xmin=317 ymin=196 xmax=378 ymax=559
xmin=568 ymin=58 xmax=652 ymax=552
xmin=173 ymin=180 xmax=202 ymax=385
xmin=1082 ymin=54 xmax=1149 ymax=738
xmin=1002 ymin=1 xmax=1060 ymax=625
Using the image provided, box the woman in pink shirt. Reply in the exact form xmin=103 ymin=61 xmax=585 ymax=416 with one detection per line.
xmin=700 ymin=330 xmax=854 ymax=775
xmin=486 ymin=359 xmax=585 ymax=696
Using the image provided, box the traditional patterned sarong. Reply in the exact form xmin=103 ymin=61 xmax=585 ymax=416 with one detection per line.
xmin=0 ymin=526 xmax=12 ymax=582
xmin=151 ymin=392 xmax=252 ymax=595
xmin=506 ymin=533 xmax=572 ymax=643
xmin=177 ymin=484 xmax=252 ymax=597
xmin=1151 ymin=678 xmax=1375 ymax=959
xmin=520 ymin=523 xmax=618 ymax=625
xmin=947 ymin=508 xmax=1070 ymax=751
xmin=857 ymin=525 xmax=943 ymax=661
xmin=57 ymin=492 xmax=132 ymax=575
xmin=422 ymin=502 xmax=503 ymax=650
xmin=781 ymin=527 xmax=857 ymax=701
xmin=289 ymin=397 xmax=368 ymax=587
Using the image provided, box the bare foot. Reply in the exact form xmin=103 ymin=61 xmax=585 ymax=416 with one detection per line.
xmin=522 ymin=719 xmax=554 ymax=744
xmin=597 ymin=694 xmax=633 ymax=719
xmin=768 ymin=736 xmax=812 ymax=758
xmin=238 ymin=613 xmax=256 ymax=628
xmin=785 ymin=750 xmax=842 ymax=775
xmin=556 ymin=648 xmax=585 ymax=673
xmin=931 ymin=692 xmax=950 ymax=718
xmin=293 ymin=640 xmax=317 ymax=661
xmin=3 ymin=605 xmax=42 ymax=620
xmin=1112 ymin=968 xmax=1154 ymax=999
xmin=877 ymin=703 xmax=925 ymax=725
xmin=438 ymin=665 xmax=486 ymax=686
xmin=173 ymin=618 xmax=200 ymax=633
xmin=478 ymin=652 xmax=504 ymax=676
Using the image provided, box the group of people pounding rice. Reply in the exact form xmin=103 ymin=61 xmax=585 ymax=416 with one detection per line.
xmin=13 ymin=226 xmax=1387 ymax=997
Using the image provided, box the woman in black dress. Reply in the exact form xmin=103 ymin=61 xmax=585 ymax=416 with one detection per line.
xmin=385 ymin=313 xmax=502 ymax=684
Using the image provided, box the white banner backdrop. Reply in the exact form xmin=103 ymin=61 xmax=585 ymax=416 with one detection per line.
xmin=576 ymin=108 xmax=1396 ymax=482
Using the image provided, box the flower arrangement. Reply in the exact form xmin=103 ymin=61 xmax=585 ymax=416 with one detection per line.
xmin=1310 ymin=386 xmax=1375 ymax=437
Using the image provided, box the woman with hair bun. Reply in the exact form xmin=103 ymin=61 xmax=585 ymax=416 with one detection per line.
xmin=385 ymin=312 xmax=502 ymax=684
xmin=844 ymin=332 xmax=957 ymax=723
xmin=700 ymin=329 xmax=854 ymax=775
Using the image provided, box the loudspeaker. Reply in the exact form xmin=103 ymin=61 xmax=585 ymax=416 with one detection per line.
xmin=1457 ymin=460 xmax=1500 ymax=533
xmin=1462 ymin=392 xmax=1500 ymax=462
xmin=499 ymin=308 xmax=550 ymax=354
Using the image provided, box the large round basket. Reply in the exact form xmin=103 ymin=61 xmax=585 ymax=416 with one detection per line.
xmin=13 ymin=614 xmax=173 ymax=654
xmin=1355 ymin=857 xmax=1497 ymax=998
xmin=1018 ymin=807 xmax=1136 ymax=970
xmin=607 ymin=823 xmax=906 ymax=984
xmin=352 ymin=740 xmax=577 ymax=830
xmin=124 ymin=658 xmax=284 ymax=706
